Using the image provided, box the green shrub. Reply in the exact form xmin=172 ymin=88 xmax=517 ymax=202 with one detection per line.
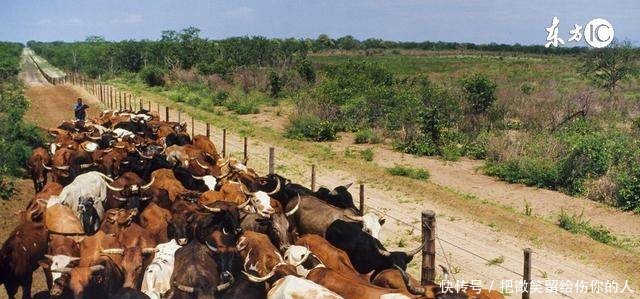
xmin=268 ymin=71 xmax=282 ymax=98
xmin=285 ymin=115 xmax=338 ymax=141
xmin=440 ymin=142 xmax=463 ymax=161
xmin=394 ymin=139 xmax=439 ymax=156
xmin=139 ymin=66 xmax=166 ymax=87
xmin=520 ymin=83 xmax=534 ymax=95
xmin=462 ymin=73 xmax=497 ymax=114
xmin=296 ymin=58 xmax=316 ymax=83
xmin=0 ymin=177 xmax=15 ymax=200
xmin=354 ymin=129 xmax=382 ymax=144
xmin=386 ymin=165 xmax=430 ymax=180
xmin=360 ymin=148 xmax=374 ymax=161
xmin=614 ymin=161 xmax=640 ymax=212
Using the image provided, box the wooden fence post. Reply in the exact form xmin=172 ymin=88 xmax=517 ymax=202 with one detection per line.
xmin=206 ymin=123 xmax=210 ymax=138
xmin=222 ymin=129 xmax=227 ymax=157
xmin=359 ymin=184 xmax=365 ymax=216
xmin=148 ymin=100 xmax=151 ymax=111
xmin=178 ymin=110 xmax=181 ymax=122
xmin=139 ymin=98 xmax=143 ymax=111
xmin=157 ymin=102 xmax=160 ymax=113
xmin=165 ymin=107 xmax=170 ymax=122
xmin=243 ymin=137 xmax=248 ymax=163
xmin=421 ymin=210 xmax=436 ymax=285
xmin=268 ymin=147 xmax=275 ymax=174
xmin=522 ymin=248 xmax=532 ymax=299
xmin=311 ymin=164 xmax=316 ymax=191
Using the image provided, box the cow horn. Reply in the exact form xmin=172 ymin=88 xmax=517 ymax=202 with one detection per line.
xmin=343 ymin=182 xmax=354 ymax=190
xmin=90 ymin=265 xmax=105 ymax=273
xmin=174 ymin=283 xmax=195 ymax=294
xmin=160 ymin=142 xmax=167 ymax=154
xmin=44 ymin=254 xmax=54 ymax=260
xmin=70 ymin=257 xmax=81 ymax=262
xmin=106 ymin=183 xmax=125 ymax=192
xmin=201 ymin=204 xmax=221 ymax=213
xmin=142 ymin=248 xmax=158 ymax=255
xmin=215 ymin=274 xmax=235 ymax=292
xmin=205 ymin=240 xmax=218 ymax=252
xmin=51 ymin=267 xmax=73 ymax=273
xmin=377 ymin=245 xmax=392 ymax=257
xmin=239 ymin=182 xmax=255 ymax=196
xmin=141 ymin=196 xmax=152 ymax=201
xmin=141 ymin=177 xmax=155 ymax=189
xmin=80 ymin=163 xmax=94 ymax=169
xmin=218 ymin=159 xmax=229 ymax=168
xmin=103 ymin=148 xmax=113 ymax=153
xmin=95 ymin=172 xmax=115 ymax=182
xmin=42 ymin=162 xmax=52 ymax=171
xmin=195 ymin=159 xmax=209 ymax=170
xmin=113 ymin=196 xmax=128 ymax=202
xmin=242 ymin=269 xmax=276 ymax=283
xmin=88 ymin=135 xmax=102 ymax=141
xmin=285 ymin=193 xmax=300 ymax=217
xmin=136 ymin=148 xmax=153 ymax=159
xmin=394 ymin=265 xmax=425 ymax=295
xmin=292 ymin=246 xmax=312 ymax=267
xmin=237 ymin=198 xmax=251 ymax=209
xmin=405 ymin=242 xmax=425 ymax=257
xmin=101 ymin=248 xmax=124 ymax=255
xmin=236 ymin=237 xmax=247 ymax=251
xmin=266 ymin=177 xmax=281 ymax=195
xmin=191 ymin=174 xmax=204 ymax=180
xmin=345 ymin=214 xmax=364 ymax=222
xmin=54 ymin=165 xmax=69 ymax=170
xmin=214 ymin=170 xmax=232 ymax=180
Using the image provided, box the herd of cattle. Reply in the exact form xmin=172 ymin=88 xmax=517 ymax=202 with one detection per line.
xmin=1 ymin=108 xmax=504 ymax=299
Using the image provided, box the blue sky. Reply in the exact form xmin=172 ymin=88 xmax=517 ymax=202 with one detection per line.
xmin=1 ymin=0 xmax=638 ymax=45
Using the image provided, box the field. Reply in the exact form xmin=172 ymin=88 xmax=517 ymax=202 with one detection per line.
xmin=2 ymin=40 xmax=638 ymax=299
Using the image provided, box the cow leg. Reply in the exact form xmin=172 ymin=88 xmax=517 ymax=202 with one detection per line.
xmin=4 ymin=283 xmax=18 ymax=299
xmin=21 ymin=274 xmax=33 ymax=299
xmin=43 ymin=268 xmax=53 ymax=290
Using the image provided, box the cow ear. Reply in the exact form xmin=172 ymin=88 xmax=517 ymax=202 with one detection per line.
xmin=378 ymin=218 xmax=386 ymax=226
xmin=37 ymin=259 xmax=51 ymax=269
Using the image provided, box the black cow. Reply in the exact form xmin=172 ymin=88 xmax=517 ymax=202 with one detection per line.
xmin=259 ymin=174 xmax=356 ymax=210
xmin=326 ymin=220 xmax=423 ymax=275
xmin=115 ymin=121 xmax=154 ymax=138
xmin=165 ymin=132 xmax=191 ymax=147
xmin=168 ymin=241 xmax=234 ymax=299
xmin=172 ymin=167 xmax=212 ymax=192
xmin=109 ymin=287 xmax=151 ymax=299
xmin=78 ymin=196 xmax=100 ymax=235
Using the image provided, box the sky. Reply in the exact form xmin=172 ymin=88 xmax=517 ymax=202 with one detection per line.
xmin=1 ymin=0 xmax=638 ymax=45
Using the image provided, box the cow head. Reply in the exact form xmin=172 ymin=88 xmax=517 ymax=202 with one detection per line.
xmin=107 ymin=177 xmax=155 ymax=212
xmin=377 ymin=240 xmax=425 ymax=272
xmin=100 ymin=246 xmax=157 ymax=289
xmin=168 ymin=200 xmax=199 ymax=245
xmin=51 ymin=265 xmax=105 ymax=299
xmin=78 ymin=196 xmax=99 ymax=235
xmin=345 ymin=212 xmax=386 ymax=239
xmin=44 ymin=254 xmax=81 ymax=287
xmin=100 ymin=208 xmax=137 ymax=234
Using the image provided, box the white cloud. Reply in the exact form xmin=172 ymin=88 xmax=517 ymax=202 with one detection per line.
xmin=111 ymin=13 xmax=143 ymax=24
xmin=224 ymin=7 xmax=253 ymax=18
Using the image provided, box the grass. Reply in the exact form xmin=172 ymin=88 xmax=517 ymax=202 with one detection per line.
xmin=558 ymin=210 xmax=617 ymax=245
xmin=386 ymin=165 xmax=430 ymax=181
xmin=486 ymin=255 xmax=505 ymax=266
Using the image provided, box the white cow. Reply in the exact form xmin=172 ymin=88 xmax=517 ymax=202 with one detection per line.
xmin=112 ymin=128 xmax=135 ymax=139
xmin=45 ymin=171 xmax=112 ymax=232
xmin=141 ymin=240 xmax=182 ymax=299
xmin=267 ymin=275 xmax=344 ymax=299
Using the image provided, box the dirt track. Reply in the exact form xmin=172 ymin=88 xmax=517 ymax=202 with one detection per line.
xmin=6 ymin=53 xmax=637 ymax=299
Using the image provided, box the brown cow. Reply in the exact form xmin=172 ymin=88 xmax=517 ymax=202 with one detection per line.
xmin=27 ymin=147 xmax=51 ymax=192
xmin=47 ymin=148 xmax=75 ymax=184
xmin=43 ymin=235 xmax=81 ymax=297
xmin=140 ymin=202 xmax=172 ymax=243
xmin=102 ymin=171 xmax=154 ymax=211
xmin=0 ymin=221 xmax=49 ymax=299
xmin=192 ymin=135 xmax=220 ymax=162
xmin=51 ymin=231 xmax=124 ymax=299
xmin=43 ymin=204 xmax=85 ymax=241
xmin=150 ymin=169 xmax=188 ymax=202
xmin=295 ymin=234 xmax=364 ymax=282
xmin=235 ymin=231 xmax=288 ymax=282
xmin=306 ymin=267 xmax=412 ymax=299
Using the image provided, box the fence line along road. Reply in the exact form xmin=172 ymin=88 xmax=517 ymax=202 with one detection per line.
xmin=32 ymin=60 xmax=580 ymax=298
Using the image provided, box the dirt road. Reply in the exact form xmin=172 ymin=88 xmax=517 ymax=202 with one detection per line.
xmin=9 ymin=54 xmax=637 ymax=299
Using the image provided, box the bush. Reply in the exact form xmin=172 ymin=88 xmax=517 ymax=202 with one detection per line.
xmin=360 ymin=148 xmax=374 ymax=161
xmin=354 ymin=129 xmax=382 ymax=144
xmin=268 ymin=71 xmax=282 ymax=98
xmin=386 ymin=165 xmax=430 ymax=180
xmin=139 ymin=66 xmax=166 ymax=87
xmin=296 ymin=58 xmax=316 ymax=83
xmin=462 ymin=73 xmax=497 ymax=114
xmin=285 ymin=115 xmax=338 ymax=141
xmin=394 ymin=139 xmax=439 ymax=156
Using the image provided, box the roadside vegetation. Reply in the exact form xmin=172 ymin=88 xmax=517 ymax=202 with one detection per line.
xmin=0 ymin=43 xmax=46 ymax=198
xmin=28 ymin=31 xmax=640 ymax=212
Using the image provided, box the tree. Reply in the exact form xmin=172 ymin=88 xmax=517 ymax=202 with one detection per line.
xmin=579 ymin=40 xmax=639 ymax=100
xmin=461 ymin=73 xmax=497 ymax=114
